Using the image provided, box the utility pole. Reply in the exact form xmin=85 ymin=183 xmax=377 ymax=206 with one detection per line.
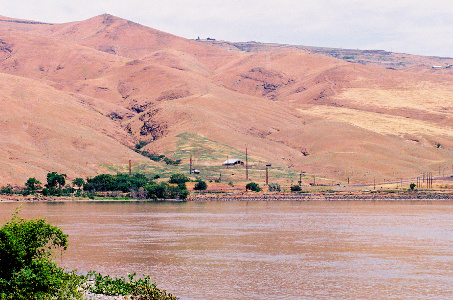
xmin=189 ymin=155 xmax=193 ymax=174
xmin=129 ymin=160 xmax=131 ymax=176
xmin=246 ymin=146 xmax=249 ymax=180
xmin=265 ymin=164 xmax=271 ymax=185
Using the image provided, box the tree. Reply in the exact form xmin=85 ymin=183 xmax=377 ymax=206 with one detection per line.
xmin=194 ymin=179 xmax=207 ymax=191
xmin=290 ymin=185 xmax=302 ymax=192
xmin=46 ymin=172 xmax=67 ymax=190
xmin=72 ymin=178 xmax=85 ymax=190
xmin=246 ymin=182 xmax=261 ymax=192
xmin=410 ymin=183 xmax=416 ymax=191
xmin=25 ymin=177 xmax=41 ymax=193
xmin=0 ymin=212 xmax=83 ymax=299
xmin=169 ymin=173 xmax=189 ymax=184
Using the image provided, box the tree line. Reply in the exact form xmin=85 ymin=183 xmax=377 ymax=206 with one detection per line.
xmin=0 ymin=172 xmax=209 ymax=200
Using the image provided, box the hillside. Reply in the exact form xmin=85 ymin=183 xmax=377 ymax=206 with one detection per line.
xmin=1 ymin=14 xmax=453 ymax=186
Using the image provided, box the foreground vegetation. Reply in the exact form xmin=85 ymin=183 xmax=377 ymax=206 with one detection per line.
xmin=0 ymin=213 xmax=177 ymax=300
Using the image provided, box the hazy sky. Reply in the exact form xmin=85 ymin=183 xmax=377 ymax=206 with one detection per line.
xmin=2 ymin=0 xmax=452 ymax=57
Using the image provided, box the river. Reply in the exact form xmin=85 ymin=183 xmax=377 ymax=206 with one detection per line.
xmin=1 ymin=200 xmax=452 ymax=299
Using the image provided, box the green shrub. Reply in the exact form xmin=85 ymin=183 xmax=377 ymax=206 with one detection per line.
xmin=0 ymin=185 xmax=13 ymax=195
xmin=0 ymin=212 xmax=85 ymax=300
xmin=145 ymin=182 xmax=189 ymax=200
xmin=246 ymin=182 xmax=261 ymax=192
xmin=88 ymin=272 xmax=177 ymax=300
xmin=135 ymin=141 xmax=148 ymax=150
xmin=169 ymin=174 xmax=189 ymax=184
xmin=163 ymin=157 xmax=181 ymax=165
xmin=25 ymin=177 xmax=41 ymax=193
xmin=290 ymin=185 xmax=302 ymax=192
xmin=194 ymin=180 xmax=207 ymax=191
xmin=268 ymin=183 xmax=281 ymax=192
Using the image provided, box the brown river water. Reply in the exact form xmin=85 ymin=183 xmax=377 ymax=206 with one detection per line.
xmin=1 ymin=200 xmax=453 ymax=299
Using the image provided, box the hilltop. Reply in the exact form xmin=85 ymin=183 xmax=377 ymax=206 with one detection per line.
xmin=1 ymin=14 xmax=453 ymax=186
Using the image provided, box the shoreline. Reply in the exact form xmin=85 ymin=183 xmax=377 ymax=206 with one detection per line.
xmin=2 ymin=190 xmax=453 ymax=203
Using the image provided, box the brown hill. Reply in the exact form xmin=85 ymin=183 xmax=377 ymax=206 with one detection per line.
xmin=1 ymin=14 xmax=453 ymax=186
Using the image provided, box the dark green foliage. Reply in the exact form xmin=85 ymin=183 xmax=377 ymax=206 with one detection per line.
xmin=290 ymin=185 xmax=302 ymax=192
xmin=0 ymin=185 xmax=13 ymax=195
xmin=145 ymin=182 xmax=189 ymax=200
xmin=41 ymin=186 xmax=73 ymax=197
xmin=268 ymin=183 xmax=281 ymax=192
xmin=135 ymin=141 xmax=148 ymax=150
xmin=72 ymin=178 xmax=85 ymax=190
xmin=0 ymin=213 xmax=84 ymax=300
xmin=169 ymin=174 xmax=189 ymax=184
xmin=410 ymin=183 xmax=416 ymax=190
xmin=246 ymin=182 xmax=261 ymax=192
xmin=162 ymin=157 xmax=181 ymax=165
xmin=177 ymin=189 xmax=190 ymax=200
xmin=144 ymin=183 xmax=169 ymax=199
xmin=88 ymin=272 xmax=177 ymax=300
xmin=84 ymin=173 xmax=153 ymax=193
xmin=25 ymin=178 xmax=41 ymax=193
xmin=134 ymin=150 xmax=181 ymax=165
xmin=194 ymin=180 xmax=207 ymax=191
xmin=46 ymin=172 xmax=67 ymax=190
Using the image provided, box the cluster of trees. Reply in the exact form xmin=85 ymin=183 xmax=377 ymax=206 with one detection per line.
xmin=0 ymin=172 xmax=210 ymax=200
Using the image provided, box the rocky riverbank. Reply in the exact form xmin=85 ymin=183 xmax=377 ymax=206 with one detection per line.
xmin=83 ymin=291 xmax=129 ymax=300
xmin=2 ymin=190 xmax=453 ymax=203
xmin=191 ymin=190 xmax=453 ymax=201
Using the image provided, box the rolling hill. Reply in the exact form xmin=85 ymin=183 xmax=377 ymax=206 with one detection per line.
xmin=1 ymin=14 xmax=453 ymax=186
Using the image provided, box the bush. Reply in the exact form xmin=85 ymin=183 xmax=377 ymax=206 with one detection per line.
xmin=25 ymin=177 xmax=42 ymax=194
xmin=0 ymin=185 xmax=13 ymax=195
xmin=169 ymin=174 xmax=189 ymax=184
xmin=145 ymin=182 xmax=189 ymax=200
xmin=290 ymin=185 xmax=302 ymax=192
xmin=135 ymin=141 xmax=148 ymax=150
xmin=410 ymin=183 xmax=416 ymax=191
xmin=246 ymin=182 xmax=261 ymax=192
xmin=194 ymin=180 xmax=207 ymax=191
xmin=0 ymin=212 xmax=84 ymax=300
xmin=88 ymin=272 xmax=177 ymax=300
xmin=268 ymin=183 xmax=281 ymax=192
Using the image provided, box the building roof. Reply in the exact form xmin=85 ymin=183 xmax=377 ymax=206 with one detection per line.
xmin=222 ymin=159 xmax=244 ymax=165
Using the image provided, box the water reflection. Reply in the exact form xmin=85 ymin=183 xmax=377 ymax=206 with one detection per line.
xmin=1 ymin=201 xmax=453 ymax=299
